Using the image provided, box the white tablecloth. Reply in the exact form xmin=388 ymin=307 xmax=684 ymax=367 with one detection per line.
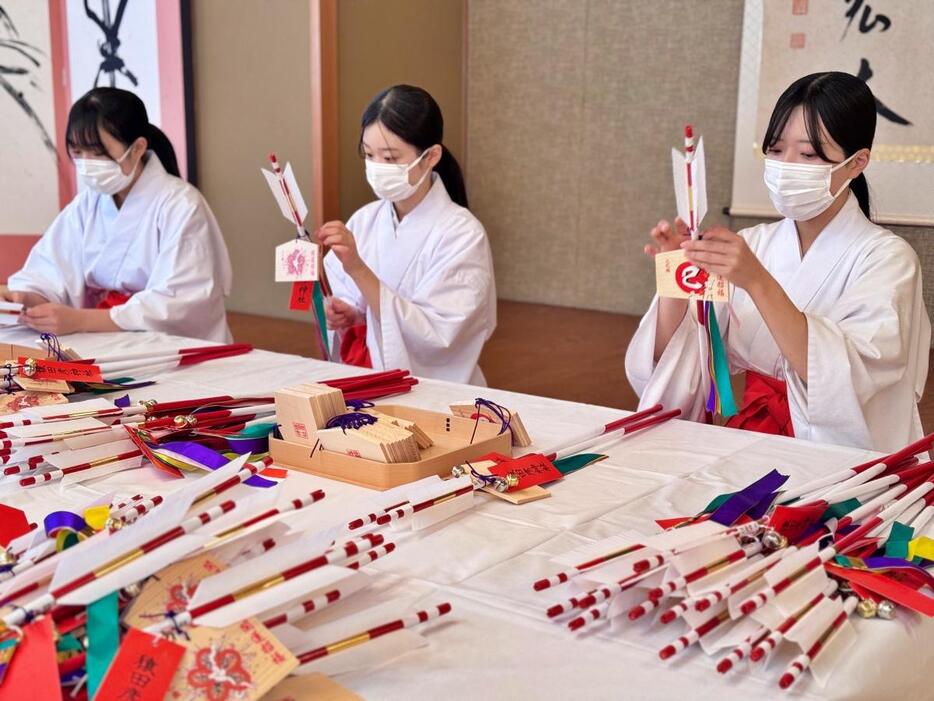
xmin=0 ymin=328 xmax=926 ymax=701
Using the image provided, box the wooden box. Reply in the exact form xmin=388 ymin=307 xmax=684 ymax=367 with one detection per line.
xmin=269 ymin=405 xmax=512 ymax=490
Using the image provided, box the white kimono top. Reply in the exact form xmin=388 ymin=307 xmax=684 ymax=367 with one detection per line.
xmin=325 ymin=175 xmax=497 ymax=385
xmin=8 ymin=154 xmax=232 ymax=343
xmin=626 ymin=194 xmax=930 ymax=452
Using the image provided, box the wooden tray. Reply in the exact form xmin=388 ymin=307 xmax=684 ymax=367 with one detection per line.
xmin=269 ymin=405 xmax=513 ymax=490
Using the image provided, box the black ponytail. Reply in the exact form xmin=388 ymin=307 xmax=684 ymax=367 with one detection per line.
xmin=145 ymin=123 xmax=180 ymax=177
xmin=762 ymin=72 xmax=876 ymax=220
xmin=359 ymin=84 xmax=468 ymax=208
xmin=435 ymin=144 xmax=468 ymax=208
xmin=66 ymin=87 xmax=181 ymax=177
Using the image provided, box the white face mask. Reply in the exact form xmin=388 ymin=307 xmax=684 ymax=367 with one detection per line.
xmin=762 ymin=152 xmax=858 ymax=221
xmin=365 ymin=150 xmax=431 ymax=202
xmin=75 ymin=145 xmax=139 ymax=195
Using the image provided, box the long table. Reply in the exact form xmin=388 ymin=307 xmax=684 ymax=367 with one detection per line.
xmin=1 ymin=328 xmax=927 ymax=701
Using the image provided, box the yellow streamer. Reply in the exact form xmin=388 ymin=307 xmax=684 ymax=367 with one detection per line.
xmin=83 ymin=505 xmax=111 ymax=531
xmin=907 ymin=536 xmax=934 ymax=561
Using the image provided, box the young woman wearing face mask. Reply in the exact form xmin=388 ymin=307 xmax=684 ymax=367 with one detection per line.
xmin=1 ymin=88 xmax=232 ymax=342
xmin=318 ymin=85 xmax=496 ymax=385
xmin=625 ymin=72 xmax=930 ymax=452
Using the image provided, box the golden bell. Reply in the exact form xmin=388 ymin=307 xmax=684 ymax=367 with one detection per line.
xmin=173 ymin=415 xmax=188 ymax=428
xmin=138 ymin=399 xmax=157 ymax=411
xmin=856 ymin=598 xmax=878 ymax=619
xmin=22 ymin=357 xmax=38 ymax=377
xmin=505 ymin=472 xmax=519 ymax=488
xmin=0 ymin=548 xmax=16 ymax=566
xmin=105 ymin=517 xmax=124 ymax=532
xmin=761 ymin=530 xmax=788 ymax=551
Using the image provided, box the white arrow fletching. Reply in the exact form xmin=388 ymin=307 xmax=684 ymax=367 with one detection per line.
xmin=283 ymin=163 xmax=308 ymax=223
xmin=193 ymin=564 xmax=359 ymax=629
xmin=58 ymin=533 xmax=213 ymax=606
xmin=262 ymin=168 xmax=296 ymax=223
xmin=693 ymin=136 xmax=708 ymax=228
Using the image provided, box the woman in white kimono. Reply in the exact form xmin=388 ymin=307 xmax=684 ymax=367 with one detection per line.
xmin=319 ymin=85 xmax=496 ymax=385
xmin=626 ymin=72 xmax=930 ymax=452
xmin=1 ymin=88 xmax=232 ymax=343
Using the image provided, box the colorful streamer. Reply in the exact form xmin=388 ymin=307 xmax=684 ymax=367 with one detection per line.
xmin=706 ymin=303 xmax=737 ymax=417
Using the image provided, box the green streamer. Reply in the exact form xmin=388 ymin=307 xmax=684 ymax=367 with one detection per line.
xmin=552 ymin=453 xmax=606 ymax=475
xmin=56 ymin=633 xmax=83 ymax=654
xmin=884 ymin=521 xmax=914 ymax=560
xmin=312 ymin=282 xmax=330 ymax=360
xmin=87 ymin=591 xmax=120 ymax=699
xmin=234 ymin=422 xmax=278 ymax=439
xmin=701 ymin=492 xmax=734 ymax=514
xmin=708 ymin=307 xmax=737 ymax=417
xmin=821 ymin=498 xmax=861 ymax=521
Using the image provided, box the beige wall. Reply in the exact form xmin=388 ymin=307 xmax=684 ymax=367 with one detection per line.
xmin=192 ymin=0 xmax=315 ymax=319
xmin=466 ymin=0 xmax=934 ymax=317
xmin=337 ymin=0 xmax=465 ymax=220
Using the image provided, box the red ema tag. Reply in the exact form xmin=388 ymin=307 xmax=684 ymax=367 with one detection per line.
xmin=1 ymin=617 xmax=62 ymax=701
xmin=94 ymin=627 xmax=187 ymax=701
xmin=289 ymin=281 xmax=314 ymax=311
xmin=0 ymin=503 xmax=31 ymax=547
xmin=17 ymin=357 xmax=103 ymax=384
xmin=769 ymin=503 xmax=828 ymax=543
xmin=487 ymin=453 xmax=562 ymax=490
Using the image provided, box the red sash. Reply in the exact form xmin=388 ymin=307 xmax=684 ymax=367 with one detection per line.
xmin=725 ymin=371 xmax=795 ymax=437
xmin=339 ymin=324 xmax=372 ymax=368
xmin=95 ymin=291 xmax=132 ymax=309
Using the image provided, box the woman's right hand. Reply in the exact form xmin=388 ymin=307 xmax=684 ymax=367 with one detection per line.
xmin=0 ymin=287 xmax=47 ymax=307
xmin=644 ymin=218 xmax=690 ymax=257
xmin=325 ymin=297 xmax=362 ymax=331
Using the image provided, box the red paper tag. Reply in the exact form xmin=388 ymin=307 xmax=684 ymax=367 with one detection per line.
xmin=474 ymin=452 xmax=511 ymax=464
xmin=17 ymin=357 xmax=103 ymax=384
xmin=289 ymin=282 xmax=313 ymax=311
xmin=825 ymin=564 xmax=934 ymax=617
xmin=655 ymin=516 xmax=695 ymax=530
xmin=94 ymin=627 xmax=187 ymax=701
xmin=769 ymin=502 xmax=828 ymax=543
xmin=1 ymin=617 xmax=62 ymax=701
xmin=0 ymin=504 xmax=31 ymax=547
xmin=488 ymin=453 xmax=562 ymax=490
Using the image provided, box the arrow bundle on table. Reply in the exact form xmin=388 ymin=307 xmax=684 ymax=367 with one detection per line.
xmin=1 ymin=395 xmax=278 ymax=487
xmin=321 ymin=368 xmax=419 ymax=402
xmin=530 ymin=431 xmax=934 ymax=691
xmin=452 ymin=404 xmax=681 ymax=496
xmin=0 ymin=450 xmax=463 ymax=693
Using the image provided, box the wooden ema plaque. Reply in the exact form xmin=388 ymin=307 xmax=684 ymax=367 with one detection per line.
xmin=270 ymin=405 xmax=513 ymax=490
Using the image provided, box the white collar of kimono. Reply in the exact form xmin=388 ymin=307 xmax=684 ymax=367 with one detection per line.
xmin=780 ymin=191 xmax=867 ymax=311
xmin=786 ymin=190 xmax=862 ymax=262
xmin=387 ymin=173 xmax=450 ymax=233
xmin=99 ymin=151 xmax=168 ymax=213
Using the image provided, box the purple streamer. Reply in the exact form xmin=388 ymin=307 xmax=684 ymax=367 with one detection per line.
xmin=710 ymin=469 xmax=788 ymax=526
xmin=114 ymin=394 xmax=131 ymax=408
xmin=859 ymin=557 xmax=934 ymax=587
xmin=159 ymin=441 xmax=275 ymax=488
xmin=44 ymin=510 xmax=87 ymax=536
xmin=225 ymin=436 xmax=269 ymax=455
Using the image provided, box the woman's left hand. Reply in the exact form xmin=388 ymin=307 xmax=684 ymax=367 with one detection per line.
xmin=318 ymin=221 xmax=364 ymax=275
xmin=21 ymin=304 xmax=85 ymax=335
xmin=681 ymin=227 xmax=767 ymax=292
